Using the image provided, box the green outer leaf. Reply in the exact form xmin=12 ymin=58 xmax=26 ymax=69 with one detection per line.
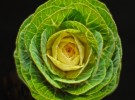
xmin=30 ymin=61 xmax=64 ymax=100
xmin=14 ymin=14 xmax=33 ymax=87
xmin=29 ymin=35 xmax=63 ymax=88
xmin=14 ymin=15 xmax=33 ymax=84
xmin=95 ymin=6 xmax=122 ymax=58
xmin=94 ymin=46 xmax=121 ymax=100
xmin=103 ymin=29 xmax=115 ymax=59
xmin=34 ymin=0 xmax=109 ymax=17
xmin=17 ymin=23 xmax=40 ymax=95
xmin=86 ymin=59 xmax=113 ymax=95
xmin=91 ymin=31 xmax=103 ymax=76
xmin=41 ymin=28 xmax=66 ymax=77
xmin=14 ymin=49 xmax=26 ymax=84
xmin=80 ymin=76 xmax=117 ymax=100
xmin=64 ymin=55 xmax=106 ymax=95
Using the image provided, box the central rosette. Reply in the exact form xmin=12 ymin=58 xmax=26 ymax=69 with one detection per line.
xmin=62 ymin=42 xmax=76 ymax=58
xmin=46 ymin=30 xmax=87 ymax=72
xmin=60 ymin=42 xmax=78 ymax=58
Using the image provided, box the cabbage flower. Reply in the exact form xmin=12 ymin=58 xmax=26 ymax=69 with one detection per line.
xmin=14 ymin=0 xmax=122 ymax=99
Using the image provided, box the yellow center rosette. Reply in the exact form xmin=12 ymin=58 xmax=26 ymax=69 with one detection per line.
xmin=47 ymin=31 xmax=85 ymax=71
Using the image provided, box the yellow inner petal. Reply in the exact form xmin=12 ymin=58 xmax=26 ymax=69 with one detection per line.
xmin=62 ymin=43 xmax=75 ymax=58
xmin=73 ymin=35 xmax=84 ymax=65
xmin=57 ymin=47 xmax=80 ymax=65
xmin=47 ymin=54 xmax=83 ymax=71
xmin=51 ymin=32 xmax=70 ymax=59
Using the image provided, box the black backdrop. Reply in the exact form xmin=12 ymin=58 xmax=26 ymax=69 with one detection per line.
xmin=0 ymin=0 xmax=134 ymax=100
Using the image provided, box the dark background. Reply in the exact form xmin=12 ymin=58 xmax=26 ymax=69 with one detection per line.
xmin=0 ymin=0 xmax=134 ymax=100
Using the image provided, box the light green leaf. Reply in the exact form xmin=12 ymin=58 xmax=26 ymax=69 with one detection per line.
xmin=64 ymin=56 xmax=106 ymax=95
xmin=29 ymin=35 xmax=63 ymax=88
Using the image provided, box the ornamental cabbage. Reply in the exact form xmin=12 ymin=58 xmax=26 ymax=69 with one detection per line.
xmin=14 ymin=0 xmax=122 ymax=99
